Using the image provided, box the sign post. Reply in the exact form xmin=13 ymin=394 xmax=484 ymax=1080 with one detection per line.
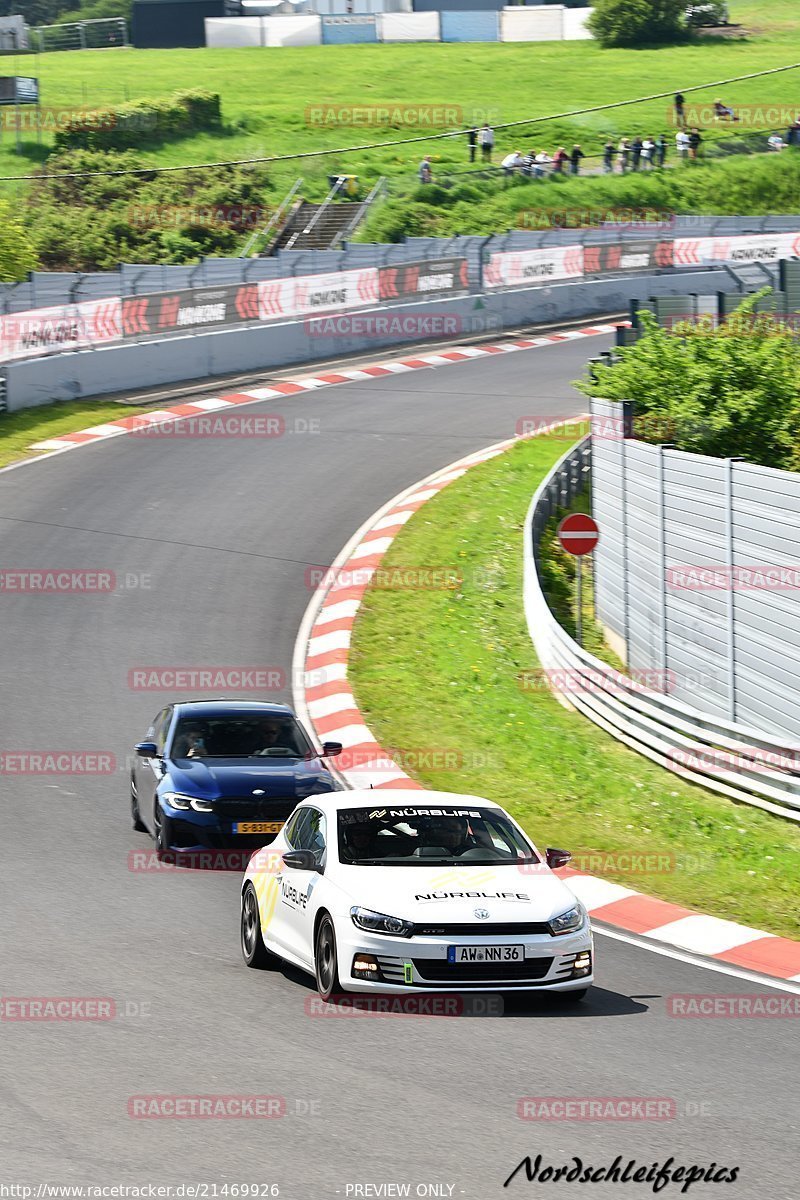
xmin=557 ymin=513 xmax=600 ymax=647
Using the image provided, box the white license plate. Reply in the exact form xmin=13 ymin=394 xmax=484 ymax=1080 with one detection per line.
xmin=447 ymin=944 xmax=524 ymax=963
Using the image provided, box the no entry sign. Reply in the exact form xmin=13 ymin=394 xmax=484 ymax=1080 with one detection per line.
xmin=557 ymin=513 xmax=599 ymax=557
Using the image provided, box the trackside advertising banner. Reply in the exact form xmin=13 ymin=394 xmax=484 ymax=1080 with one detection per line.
xmin=673 ymin=232 xmax=800 ymax=267
xmin=483 ymin=245 xmax=583 ymax=288
xmin=583 ymin=241 xmax=674 ymax=274
xmin=121 ymin=285 xmax=260 ymax=337
xmin=6 ymin=234 xmax=800 ymax=363
xmin=259 ymin=268 xmax=379 ymax=320
xmin=378 ymin=258 xmax=469 ymax=301
xmin=0 ymin=298 xmax=121 ymax=361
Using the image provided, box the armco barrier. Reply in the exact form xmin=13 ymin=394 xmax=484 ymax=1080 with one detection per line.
xmin=2 ymin=267 xmax=739 ymax=410
xmin=524 ymin=439 xmax=800 ymax=821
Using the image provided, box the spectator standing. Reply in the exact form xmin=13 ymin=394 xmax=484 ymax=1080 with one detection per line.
xmin=676 ymin=128 xmax=690 ymax=162
xmin=602 ymin=140 xmax=615 ymax=173
xmin=674 ymin=92 xmax=686 ymax=129
xmin=641 ymin=137 xmax=655 ymax=169
xmin=688 ymin=127 xmax=702 ymax=161
xmin=570 ymin=144 xmax=584 ymax=175
xmin=655 ymin=133 xmax=668 ymax=167
xmin=552 ymin=146 xmax=568 ymax=174
xmin=418 ymin=156 xmax=433 ymax=184
xmin=467 ymin=126 xmax=477 ymax=163
xmin=630 ymin=135 xmax=643 ymax=171
xmin=618 ymin=137 xmax=630 ymax=173
xmin=478 ymin=123 xmax=494 ymax=163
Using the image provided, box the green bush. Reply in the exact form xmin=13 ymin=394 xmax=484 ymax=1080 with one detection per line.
xmin=0 ymin=200 xmax=38 ymax=281
xmin=588 ymin=0 xmax=687 ymax=47
xmin=52 ymin=89 xmax=222 ymax=153
xmin=28 ymin=149 xmax=272 ymax=270
xmin=575 ymin=294 xmax=800 ymax=471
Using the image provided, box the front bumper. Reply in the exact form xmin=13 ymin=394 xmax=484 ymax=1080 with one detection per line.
xmin=337 ymin=923 xmax=593 ymax=993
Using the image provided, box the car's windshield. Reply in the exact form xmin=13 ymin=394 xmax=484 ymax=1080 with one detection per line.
xmin=170 ymin=715 xmax=313 ymax=759
xmin=338 ymin=805 xmax=538 ymax=866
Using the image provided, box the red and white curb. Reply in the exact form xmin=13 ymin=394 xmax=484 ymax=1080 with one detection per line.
xmin=295 ymin=437 xmax=800 ymax=985
xmin=27 ymin=322 xmax=621 ymax=454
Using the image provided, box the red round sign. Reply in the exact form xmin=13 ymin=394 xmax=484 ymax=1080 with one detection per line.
xmin=557 ymin=513 xmax=600 ymax=557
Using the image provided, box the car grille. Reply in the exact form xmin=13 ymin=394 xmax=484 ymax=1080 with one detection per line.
xmin=210 ymin=797 xmax=299 ymax=819
xmin=411 ymin=922 xmax=552 ymax=937
xmin=412 ymin=957 xmax=553 ymax=983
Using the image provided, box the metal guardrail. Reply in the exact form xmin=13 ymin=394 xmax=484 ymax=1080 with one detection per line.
xmin=331 ymin=177 xmax=387 ymax=249
xmin=523 ymin=437 xmax=800 ymax=821
xmin=240 ymin=177 xmax=303 ymax=258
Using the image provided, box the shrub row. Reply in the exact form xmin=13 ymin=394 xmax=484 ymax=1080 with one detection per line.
xmin=53 ymin=90 xmax=222 ymax=152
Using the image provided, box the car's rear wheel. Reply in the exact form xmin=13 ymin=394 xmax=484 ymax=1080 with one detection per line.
xmin=130 ymin=777 xmax=146 ymax=832
xmin=153 ymin=801 xmax=173 ymax=858
xmin=241 ymin=883 xmax=277 ymax=969
xmin=315 ymin=914 xmax=343 ymax=999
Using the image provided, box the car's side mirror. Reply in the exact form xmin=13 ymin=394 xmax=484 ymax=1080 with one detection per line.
xmin=321 ymin=741 xmax=343 ymax=758
xmin=282 ymin=849 xmax=321 ymax=872
xmin=546 ymin=847 xmax=572 ymax=870
xmin=135 ymin=741 xmax=159 ymax=758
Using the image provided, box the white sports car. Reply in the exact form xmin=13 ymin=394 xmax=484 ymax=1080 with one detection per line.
xmin=240 ymin=789 xmax=593 ymax=999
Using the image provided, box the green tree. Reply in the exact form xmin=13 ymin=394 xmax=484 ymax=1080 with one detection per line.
xmin=588 ymin=0 xmax=687 ymax=47
xmin=576 ymin=295 xmax=800 ymax=471
xmin=0 ymin=201 xmax=38 ymax=281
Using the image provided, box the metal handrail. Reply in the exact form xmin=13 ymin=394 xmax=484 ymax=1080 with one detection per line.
xmin=284 ymin=176 xmax=345 ymax=251
xmin=523 ymin=436 xmax=800 ymax=821
xmin=330 ymin=177 xmax=387 ymax=249
xmin=239 ymin=177 xmax=303 ymax=259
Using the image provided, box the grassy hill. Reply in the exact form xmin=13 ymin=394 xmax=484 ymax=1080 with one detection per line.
xmin=1 ymin=0 xmax=800 ymax=266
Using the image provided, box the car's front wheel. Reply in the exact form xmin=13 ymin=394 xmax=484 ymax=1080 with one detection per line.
xmin=153 ymin=801 xmax=173 ymax=858
xmin=314 ymin=914 xmax=343 ymax=999
xmin=130 ymin=777 xmax=146 ymax=832
xmin=241 ymin=883 xmax=277 ymax=969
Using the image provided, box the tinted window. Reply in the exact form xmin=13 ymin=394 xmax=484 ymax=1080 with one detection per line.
xmin=338 ymin=806 xmax=537 ymax=866
xmin=170 ymin=714 xmax=312 ymax=759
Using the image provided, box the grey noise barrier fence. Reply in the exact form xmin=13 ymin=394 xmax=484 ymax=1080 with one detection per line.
xmin=524 ymin=432 xmax=800 ymax=822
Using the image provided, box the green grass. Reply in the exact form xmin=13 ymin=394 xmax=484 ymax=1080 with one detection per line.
xmin=1 ymin=0 xmax=800 ymax=206
xmin=0 ymin=399 xmax=149 ymax=468
xmin=349 ymin=432 xmax=800 ymax=940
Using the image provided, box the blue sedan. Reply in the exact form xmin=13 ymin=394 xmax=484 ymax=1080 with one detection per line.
xmin=130 ymin=700 xmax=342 ymax=856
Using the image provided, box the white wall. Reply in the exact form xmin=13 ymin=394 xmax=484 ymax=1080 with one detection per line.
xmin=500 ymin=6 xmax=563 ymax=42
xmin=377 ymin=11 xmax=440 ymax=40
xmin=563 ymin=7 xmax=594 ymax=40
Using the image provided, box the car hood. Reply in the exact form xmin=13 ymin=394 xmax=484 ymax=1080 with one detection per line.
xmin=167 ymin=757 xmax=335 ymax=799
xmin=335 ymin=862 xmax=579 ymax=924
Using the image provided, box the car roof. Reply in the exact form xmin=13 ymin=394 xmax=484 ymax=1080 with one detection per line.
xmin=309 ymin=789 xmax=502 ymax=812
xmin=173 ymin=700 xmax=295 ymax=716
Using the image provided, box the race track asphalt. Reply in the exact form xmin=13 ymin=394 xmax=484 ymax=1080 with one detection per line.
xmin=0 ymin=335 xmax=795 ymax=1199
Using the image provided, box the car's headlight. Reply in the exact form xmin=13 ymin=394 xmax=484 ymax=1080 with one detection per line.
xmin=162 ymin=792 xmax=213 ymax=813
xmin=350 ymin=906 xmax=414 ymax=938
xmin=549 ymin=905 xmax=586 ymax=936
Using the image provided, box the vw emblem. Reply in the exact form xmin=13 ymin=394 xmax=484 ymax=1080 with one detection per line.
xmin=474 ymin=908 xmax=491 ymax=920
xmin=252 ymin=789 xmax=265 ymax=796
